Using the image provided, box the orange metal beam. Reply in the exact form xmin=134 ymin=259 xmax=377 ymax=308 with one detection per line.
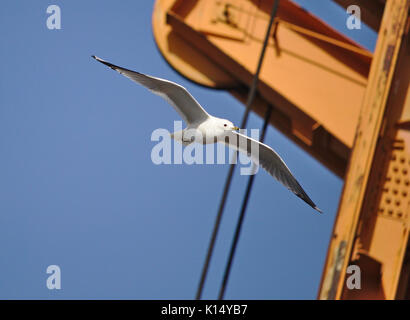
xmin=318 ymin=0 xmax=410 ymax=300
xmin=152 ymin=0 xmax=410 ymax=300
xmin=152 ymin=0 xmax=372 ymax=177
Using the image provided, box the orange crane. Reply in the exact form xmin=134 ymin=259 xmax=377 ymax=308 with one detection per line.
xmin=152 ymin=0 xmax=410 ymax=299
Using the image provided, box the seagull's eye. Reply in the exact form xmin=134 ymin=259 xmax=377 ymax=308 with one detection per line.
xmin=224 ymin=124 xmax=227 ymax=127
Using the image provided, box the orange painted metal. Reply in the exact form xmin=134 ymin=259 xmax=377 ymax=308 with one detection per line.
xmin=152 ymin=0 xmax=410 ymax=299
xmin=318 ymin=0 xmax=410 ymax=299
xmin=152 ymin=0 xmax=372 ymax=178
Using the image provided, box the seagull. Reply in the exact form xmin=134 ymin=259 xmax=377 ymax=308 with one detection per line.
xmin=92 ymin=55 xmax=322 ymax=213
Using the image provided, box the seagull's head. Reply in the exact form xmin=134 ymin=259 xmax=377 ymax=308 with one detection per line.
xmin=218 ymin=119 xmax=240 ymax=132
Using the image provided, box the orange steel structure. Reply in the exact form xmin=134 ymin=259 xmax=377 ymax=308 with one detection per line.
xmin=152 ymin=0 xmax=410 ymax=299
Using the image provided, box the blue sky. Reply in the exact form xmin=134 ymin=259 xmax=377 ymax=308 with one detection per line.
xmin=0 ymin=1 xmax=377 ymax=299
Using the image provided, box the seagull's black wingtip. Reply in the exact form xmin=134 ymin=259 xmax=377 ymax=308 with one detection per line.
xmin=91 ymin=55 xmax=117 ymax=70
xmin=314 ymin=206 xmax=323 ymax=214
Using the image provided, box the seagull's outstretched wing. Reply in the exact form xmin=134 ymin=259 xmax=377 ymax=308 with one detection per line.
xmin=92 ymin=55 xmax=210 ymax=125
xmin=223 ymin=131 xmax=322 ymax=213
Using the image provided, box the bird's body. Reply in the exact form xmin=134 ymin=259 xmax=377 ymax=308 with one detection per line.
xmin=92 ymin=55 xmax=322 ymax=213
xmin=173 ymin=116 xmax=237 ymax=146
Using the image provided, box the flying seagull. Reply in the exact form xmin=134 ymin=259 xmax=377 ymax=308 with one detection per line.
xmin=92 ymin=55 xmax=322 ymax=213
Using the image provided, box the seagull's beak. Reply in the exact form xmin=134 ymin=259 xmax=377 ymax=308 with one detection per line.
xmin=232 ymin=126 xmax=240 ymax=131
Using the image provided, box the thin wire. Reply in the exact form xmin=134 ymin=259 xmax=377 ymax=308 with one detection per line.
xmin=218 ymin=105 xmax=272 ymax=300
xmin=195 ymin=0 xmax=280 ymax=300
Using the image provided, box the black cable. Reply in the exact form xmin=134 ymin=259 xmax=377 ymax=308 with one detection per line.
xmin=218 ymin=105 xmax=272 ymax=300
xmin=195 ymin=0 xmax=280 ymax=300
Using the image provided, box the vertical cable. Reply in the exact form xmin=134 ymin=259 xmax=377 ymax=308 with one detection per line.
xmin=195 ymin=0 xmax=280 ymax=300
xmin=219 ymin=105 xmax=272 ymax=299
